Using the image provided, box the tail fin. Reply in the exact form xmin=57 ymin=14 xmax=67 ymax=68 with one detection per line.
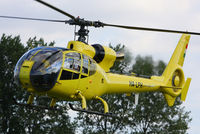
xmin=161 ymin=34 xmax=191 ymax=106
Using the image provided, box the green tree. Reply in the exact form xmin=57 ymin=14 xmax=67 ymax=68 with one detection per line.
xmin=0 ymin=34 xmax=76 ymax=133
xmin=109 ymin=44 xmax=132 ymax=73
xmin=132 ymin=55 xmax=154 ymax=75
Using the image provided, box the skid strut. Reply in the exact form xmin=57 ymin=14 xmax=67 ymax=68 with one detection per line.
xmin=50 ymin=98 xmax=56 ymax=107
xmin=69 ymin=103 xmax=114 ymax=117
xmin=27 ymin=94 xmax=34 ymax=104
xmin=77 ymin=91 xmax=87 ymax=109
xmin=95 ymin=96 xmax=109 ymax=113
xmin=69 ymin=91 xmax=114 ymax=117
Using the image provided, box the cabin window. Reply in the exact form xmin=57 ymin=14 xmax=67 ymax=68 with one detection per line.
xmin=64 ymin=52 xmax=81 ymax=72
xmin=61 ymin=52 xmax=81 ymax=80
xmin=60 ymin=70 xmax=72 ymax=80
xmin=61 ymin=52 xmax=97 ymax=80
xmin=89 ymin=58 xmax=96 ymax=76
xmin=82 ymin=54 xmax=97 ymax=76
xmin=82 ymin=54 xmax=89 ymax=74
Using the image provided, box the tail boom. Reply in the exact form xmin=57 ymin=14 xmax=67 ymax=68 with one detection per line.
xmin=106 ymin=34 xmax=191 ymax=107
xmin=105 ymin=73 xmax=191 ymax=107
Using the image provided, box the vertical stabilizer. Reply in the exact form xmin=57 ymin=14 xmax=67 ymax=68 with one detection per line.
xmin=161 ymin=34 xmax=191 ymax=106
xmin=162 ymin=34 xmax=190 ymax=78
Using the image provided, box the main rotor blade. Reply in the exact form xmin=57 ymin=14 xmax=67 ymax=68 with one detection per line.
xmin=0 ymin=15 xmax=66 ymax=23
xmin=35 ymin=0 xmax=75 ymax=20
xmin=103 ymin=23 xmax=200 ymax=35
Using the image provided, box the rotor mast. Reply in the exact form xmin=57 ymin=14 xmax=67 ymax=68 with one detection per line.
xmin=66 ymin=18 xmax=103 ymax=43
xmin=77 ymin=25 xmax=89 ymax=43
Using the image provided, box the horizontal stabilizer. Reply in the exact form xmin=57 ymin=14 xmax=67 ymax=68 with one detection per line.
xmin=160 ymin=86 xmax=181 ymax=89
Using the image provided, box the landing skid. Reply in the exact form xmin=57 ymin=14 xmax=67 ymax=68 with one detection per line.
xmin=2 ymin=98 xmax=117 ymax=117
xmin=12 ymin=98 xmax=116 ymax=117
xmin=69 ymin=103 xmax=116 ymax=117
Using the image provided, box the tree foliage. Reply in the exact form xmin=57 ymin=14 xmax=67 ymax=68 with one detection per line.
xmin=109 ymin=44 xmax=132 ymax=73
xmin=0 ymin=34 xmax=76 ymax=134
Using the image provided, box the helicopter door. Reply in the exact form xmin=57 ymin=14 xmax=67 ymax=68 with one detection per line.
xmin=77 ymin=54 xmax=90 ymax=93
xmin=60 ymin=52 xmax=81 ymax=90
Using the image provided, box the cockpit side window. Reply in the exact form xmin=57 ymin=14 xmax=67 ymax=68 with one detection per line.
xmin=60 ymin=52 xmax=97 ymax=80
xmin=61 ymin=52 xmax=81 ymax=80
xmin=89 ymin=58 xmax=96 ymax=76
xmin=81 ymin=54 xmax=97 ymax=76
xmin=82 ymin=54 xmax=89 ymax=75
xmin=64 ymin=52 xmax=81 ymax=72
xmin=66 ymin=52 xmax=80 ymax=60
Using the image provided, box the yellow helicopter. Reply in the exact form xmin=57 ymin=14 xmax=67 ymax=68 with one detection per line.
xmin=1 ymin=0 xmax=200 ymax=116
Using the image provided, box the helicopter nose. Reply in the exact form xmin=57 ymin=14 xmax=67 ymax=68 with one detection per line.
xmin=15 ymin=58 xmax=59 ymax=92
xmin=19 ymin=60 xmax=35 ymax=88
xmin=15 ymin=59 xmax=57 ymax=92
xmin=14 ymin=47 xmax=63 ymax=92
xmin=14 ymin=47 xmax=45 ymax=87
